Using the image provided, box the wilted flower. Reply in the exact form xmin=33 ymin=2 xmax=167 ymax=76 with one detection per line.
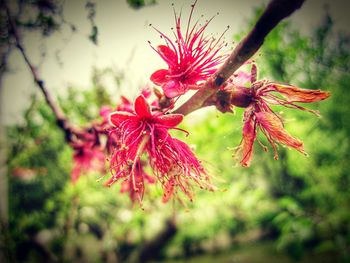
xmin=106 ymin=95 xmax=211 ymax=203
xmin=229 ymin=65 xmax=330 ymax=166
xmin=150 ymin=2 xmax=228 ymax=98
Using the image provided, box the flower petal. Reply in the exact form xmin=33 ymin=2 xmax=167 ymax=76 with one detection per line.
xmin=162 ymin=177 xmax=176 ymax=203
xmin=134 ymin=95 xmax=152 ymax=117
xmin=163 ymin=80 xmax=186 ymax=98
xmin=157 ymin=114 xmax=183 ymax=127
xmin=150 ymin=69 xmax=169 ymax=85
xmin=141 ymin=86 xmax=152 ymax=98
xmin=99 ymin=105 xmax=112 ymax=121
xmin=240 ymin=114 xmax=257 ymax=167
xmin=231 ymin=71 xmax=251 ymax=87
xmin=120 ymin=180 xmax=130 ymax=193
xmin=121 ymin=96 xmax=131 ymax=105
xmin=131 ymin=162 xmax=145 ymax=202
xmin=116 ymin=96 xmax=133 ymax=112
xmin=144 ymin=173 xmax=155 ymax=184
xmin=109 ymin=111 xmax=137 ymax=127
xmin=256 ymin=112 xmax=305 ymax=154
xmin=71 ymin=165 xmax=81 ymax=183
xmin=157 ymin=45 xmax=177 ymax=65
xmin=272 ymin=83 xmax=331 ymax=103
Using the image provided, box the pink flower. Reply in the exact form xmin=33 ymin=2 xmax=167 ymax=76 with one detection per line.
xmin=106 ymin=95 xmax=210 ymax=203
xmin=150 ymin=2 xmax=228 ymax=98
xmin=71 ymin=140 xmax=106 ymax=183
xmin=231 ymin=65 xmax=330 ymax=167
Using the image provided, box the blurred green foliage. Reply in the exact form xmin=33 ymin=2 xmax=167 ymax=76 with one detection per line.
xmin=126 ymin=0 xmax=157 ymax=10
xmin=5 ymin=13 xmax=350 ymax=263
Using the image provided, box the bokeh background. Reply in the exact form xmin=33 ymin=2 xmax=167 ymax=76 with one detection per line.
xmin=1 ymin=0 xmax=350 ymax=262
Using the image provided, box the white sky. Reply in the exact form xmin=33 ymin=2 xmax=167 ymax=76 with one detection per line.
xmin=1 ymin=0 xmax=349 ymax=125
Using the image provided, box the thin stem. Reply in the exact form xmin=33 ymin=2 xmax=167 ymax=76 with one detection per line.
xmin=4 ymin=2 xmax=81 ymax=142
xmin=174 ymin=0 xmax=305 ymax=116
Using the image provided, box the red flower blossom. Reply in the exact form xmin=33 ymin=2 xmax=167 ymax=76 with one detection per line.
xmin=106 ymin=95 xmax=210 ymax=203
xmin=231 ymin=65 xmax=330 ymax=167
xmin=150 ymin=2 xmax=228 ymax=98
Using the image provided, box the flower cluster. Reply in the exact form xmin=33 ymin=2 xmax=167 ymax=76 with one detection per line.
xmin=67 ymin=2 xmax=330 ymax=206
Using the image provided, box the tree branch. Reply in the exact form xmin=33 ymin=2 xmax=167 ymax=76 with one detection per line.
xmin=136 ymin=219 xmax=177 ymax=262
xmin=4 ymin=3 xmax=81 ymax=142
xmin=174 ymin=0 xmax=305 ymax=116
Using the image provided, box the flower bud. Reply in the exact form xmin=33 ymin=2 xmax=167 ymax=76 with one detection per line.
xmin=230 ymin=86 xmax=252 ymax=108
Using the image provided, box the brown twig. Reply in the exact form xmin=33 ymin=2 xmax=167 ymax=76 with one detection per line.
xmin=4 ymin=2 xmax=81 ymax=142
xmin=174 ymin=0 xmax=305 ymax=116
